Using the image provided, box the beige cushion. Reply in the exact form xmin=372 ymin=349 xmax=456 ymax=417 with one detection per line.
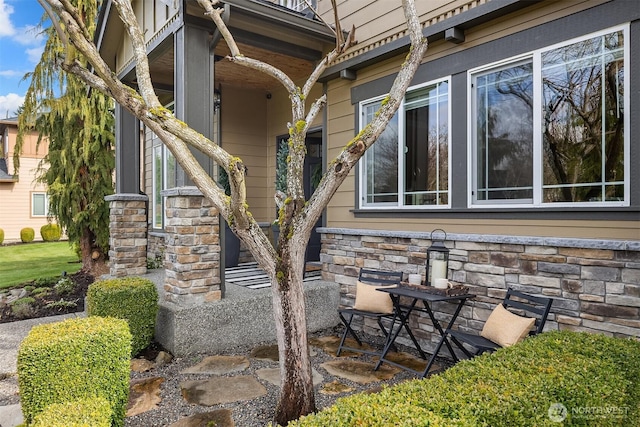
xmin=352 ymin=281 xmax=397 ymax=314
xmin=480 ymin=303 xmax=536 ymax=347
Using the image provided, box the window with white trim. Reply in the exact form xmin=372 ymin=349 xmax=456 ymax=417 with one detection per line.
xmin=470 ymin=25 xmax=628 ymax=207
xmin=151 ymin=133 xmax=176 ymax=229
xmin=32 ymin=192 xmax=48 ymax=217
xmin=360 ymin=79 xmax=450 ymax=208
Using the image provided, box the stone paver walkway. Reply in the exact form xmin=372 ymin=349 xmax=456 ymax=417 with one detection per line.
xmin=0 ymin=333 xmax=443 ymax=427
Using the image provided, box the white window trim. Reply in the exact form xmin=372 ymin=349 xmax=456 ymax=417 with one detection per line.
xmin=31 ymin=192 xmax=48 ymax=217
xmin=467 ymin=24 xmax=630 ymax=209
xmin=358 ymin=77 xmax=452 ymax=210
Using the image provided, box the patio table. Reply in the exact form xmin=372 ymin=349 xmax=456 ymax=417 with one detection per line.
xmin=374 ymin=285 xmax=475 ymax=378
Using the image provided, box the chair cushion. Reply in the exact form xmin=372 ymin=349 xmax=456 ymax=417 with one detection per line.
xmin=480 ymin=303 xmax=535 ymax=347
xmin=352 ymin=281 xmax=397 ymax=314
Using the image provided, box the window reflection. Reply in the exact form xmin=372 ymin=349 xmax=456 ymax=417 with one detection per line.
xmin=475 ymin=62 xmax=533 ymax=201
xmin=542 ymin=30 xmax=624 ymax=202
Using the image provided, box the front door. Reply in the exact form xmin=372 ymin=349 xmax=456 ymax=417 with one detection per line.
xmin=275 ymin=131 xmax=323 ymax=262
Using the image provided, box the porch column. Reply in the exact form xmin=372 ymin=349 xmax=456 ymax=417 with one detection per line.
xmin=174 ymin=23 xmax=215 ymax=186
xmin=105 ymin=193 xmax=148 ymax=277
xmin=163 ymin=187 xmax=222 ymax=306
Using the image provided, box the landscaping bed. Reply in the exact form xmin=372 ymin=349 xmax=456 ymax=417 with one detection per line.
xmin=0 ymin=271 xmax=93 ymax=323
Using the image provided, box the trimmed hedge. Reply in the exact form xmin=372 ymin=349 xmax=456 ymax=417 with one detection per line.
xmin=88 ymin=276 xmax=159 ymax=356
xmin=20 ymin=227 xmax=35 ymax=243
xmin=17 ymin=316 xmax=131 ymax=427
xmin=0 ymin=228 xmax=4 ymax=244
xmin=40 ymin=223 xmax=62 ymax=242
xmin=291 ymin=331 xmax=640 ymax=426
xmin=32 ymin=396 xmax=112 ymax=427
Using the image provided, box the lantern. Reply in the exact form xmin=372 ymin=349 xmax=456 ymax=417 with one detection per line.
xmin=426 ymin=229 xmax=449 ymax=286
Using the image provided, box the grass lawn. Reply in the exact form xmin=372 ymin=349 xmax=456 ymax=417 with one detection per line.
xmin=0 ymin=242 xmax=81 ymax=289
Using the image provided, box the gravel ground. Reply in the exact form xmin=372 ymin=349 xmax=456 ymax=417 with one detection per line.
xmin=0 ymin=326 xmax=449 ymax=427
xmin=126 ymin=326 xmax=439 ymax=427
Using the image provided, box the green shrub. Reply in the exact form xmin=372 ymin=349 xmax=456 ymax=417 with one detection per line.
xmin=31 ymin=287 xmax=52 ymax=297
xmin=10 ymin=297 xmax=36 ymax=319
xmin=17 ymin=316 xmax=131 ymax=427
xmin=33 ymin=277 xmax=57 ymax=287
xmin=32 ymin=396 xmax=112 ymax=427
xmin=291 ymin=331 xmax=640 ymax=427
xmin=44 ymin=299 xmax=77 ymax=310
xmin=53 ymin=276 xmax=75 ymax=295
xmin=20 ymin=227 xmax=35 ymax=243
xmin=40 ymin=223 xmax=62 ymax=242
xmin=0 ymin=228 xmax=4 ymax=245
xmin=88 ymin=276 xmax=159 ymax=356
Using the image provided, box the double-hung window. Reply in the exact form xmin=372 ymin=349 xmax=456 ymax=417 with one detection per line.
xmin=470 ymin=25 xmax=628 ymax=207
xmin=359 ymin=79 xmax=450 ymax=208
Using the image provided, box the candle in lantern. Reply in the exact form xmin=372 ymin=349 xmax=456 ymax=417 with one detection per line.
xmin=430 ymin=260 xmax=447 ymax=282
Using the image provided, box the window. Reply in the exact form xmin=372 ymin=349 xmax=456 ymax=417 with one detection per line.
xmin=360 ymin=79 xmax=450 ymax=208
xmin=278 ymin=0 xmax=315 ymax=12
xmin=151 ymin=133 xmax=176 ymax=229
xmin=471 ymin=26 xmax=628 ymax=207
xmin=32 ymin=192 xmax=48 ymax=217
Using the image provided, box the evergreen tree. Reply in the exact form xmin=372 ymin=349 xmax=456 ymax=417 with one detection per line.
xmin=16 ymin=1 xmax=114 ymax=275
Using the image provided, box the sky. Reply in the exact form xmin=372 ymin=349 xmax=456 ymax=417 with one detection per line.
xmin=0 ymin=0 xmax=47 ymax=119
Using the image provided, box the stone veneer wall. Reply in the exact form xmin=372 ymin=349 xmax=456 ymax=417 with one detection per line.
xmin=105 ymin=194 xmax=149 ymax=277
xmin=162 ymin=187 xmax=221 ymax=306
xmin=319 ymin=228 xmax=640 ymax=353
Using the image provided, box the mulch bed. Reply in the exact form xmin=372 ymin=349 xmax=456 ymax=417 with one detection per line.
xmin=0 ymin=270 xmax=94 ymax=323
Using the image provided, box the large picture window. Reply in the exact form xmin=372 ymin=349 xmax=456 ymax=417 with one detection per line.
xmin=471 ymin=26 xmax=628 ymax=207
xmin=360 ymin=79 xmax=450 ymax=208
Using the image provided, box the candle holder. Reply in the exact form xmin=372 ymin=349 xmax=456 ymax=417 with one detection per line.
xmin=426 ymin=229 xmax=449 ymax=286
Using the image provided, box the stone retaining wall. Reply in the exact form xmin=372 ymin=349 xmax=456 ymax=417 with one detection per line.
xmin=319 ymin=228 xmax=640 ymax=353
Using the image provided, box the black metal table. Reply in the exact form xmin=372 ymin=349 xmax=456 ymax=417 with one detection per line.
xmin=374 ymin=286 xmax=475 ymax=378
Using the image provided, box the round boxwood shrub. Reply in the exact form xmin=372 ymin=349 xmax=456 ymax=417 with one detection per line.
xmin=88 ymin=276 xmax=159 ymax=356
xmin=32 ymin=396 xmax=112 ymax=427
xmin=20 ymin=227 xmax=35 ymax=243
xmin=17 ymin=316 xmax=131 ymax=427
xmin=0 ymin=228 xmax=4 ymax=245
xmin=40 ymin=223 xmax=62 ymax=242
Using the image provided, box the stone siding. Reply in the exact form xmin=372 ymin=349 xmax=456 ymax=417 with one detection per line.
xmin=320 ymin=228 xmax=640 ymax=353
xmin=105 ymin=194 xmax=149 ymax=277
xmin=163 ymin=187 xmax=221 ymax=306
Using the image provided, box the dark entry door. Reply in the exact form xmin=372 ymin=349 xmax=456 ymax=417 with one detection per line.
xmin=275 ymin=132 xmax=323 ymax=262
xmin=304 ymin=135 xmax=322 ymax=262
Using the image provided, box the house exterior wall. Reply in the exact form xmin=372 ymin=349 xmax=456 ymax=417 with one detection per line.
xmin=0 ymin=122 xmax=50 ymax=242
xmin=323 ymin=0 xmax=639 ymax=240
xmin=115 ymin=0 xmax=179 ymax=76
xmin=318 ymin=0 xmax=639 ymax=345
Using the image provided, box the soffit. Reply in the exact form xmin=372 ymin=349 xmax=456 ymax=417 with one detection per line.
xmin=147 ymin=41 xmax=315 ymax=90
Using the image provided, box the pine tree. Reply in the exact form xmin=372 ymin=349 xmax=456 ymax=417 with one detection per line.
xmin=16 ymin=1 xmax=114 ymax=276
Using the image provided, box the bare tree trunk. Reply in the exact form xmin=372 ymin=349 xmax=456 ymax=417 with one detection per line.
xmin=272 ymin=244 xmax=315 ymax=424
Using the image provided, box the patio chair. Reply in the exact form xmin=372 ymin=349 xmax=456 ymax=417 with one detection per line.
xmin=444 ymin=288 xmax=553 ymax=361
xmin=336 ymin=269 xmax=403 ymax=356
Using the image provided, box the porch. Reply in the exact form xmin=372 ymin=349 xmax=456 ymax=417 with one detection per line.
xmin=142 ymin=264 xmax=339 ymax=357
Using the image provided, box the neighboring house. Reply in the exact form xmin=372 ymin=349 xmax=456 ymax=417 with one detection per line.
xmin=97 ymin=0 xmax=639 ymax=354
xmin=0 ymin=117 xmax=50 ymax=242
